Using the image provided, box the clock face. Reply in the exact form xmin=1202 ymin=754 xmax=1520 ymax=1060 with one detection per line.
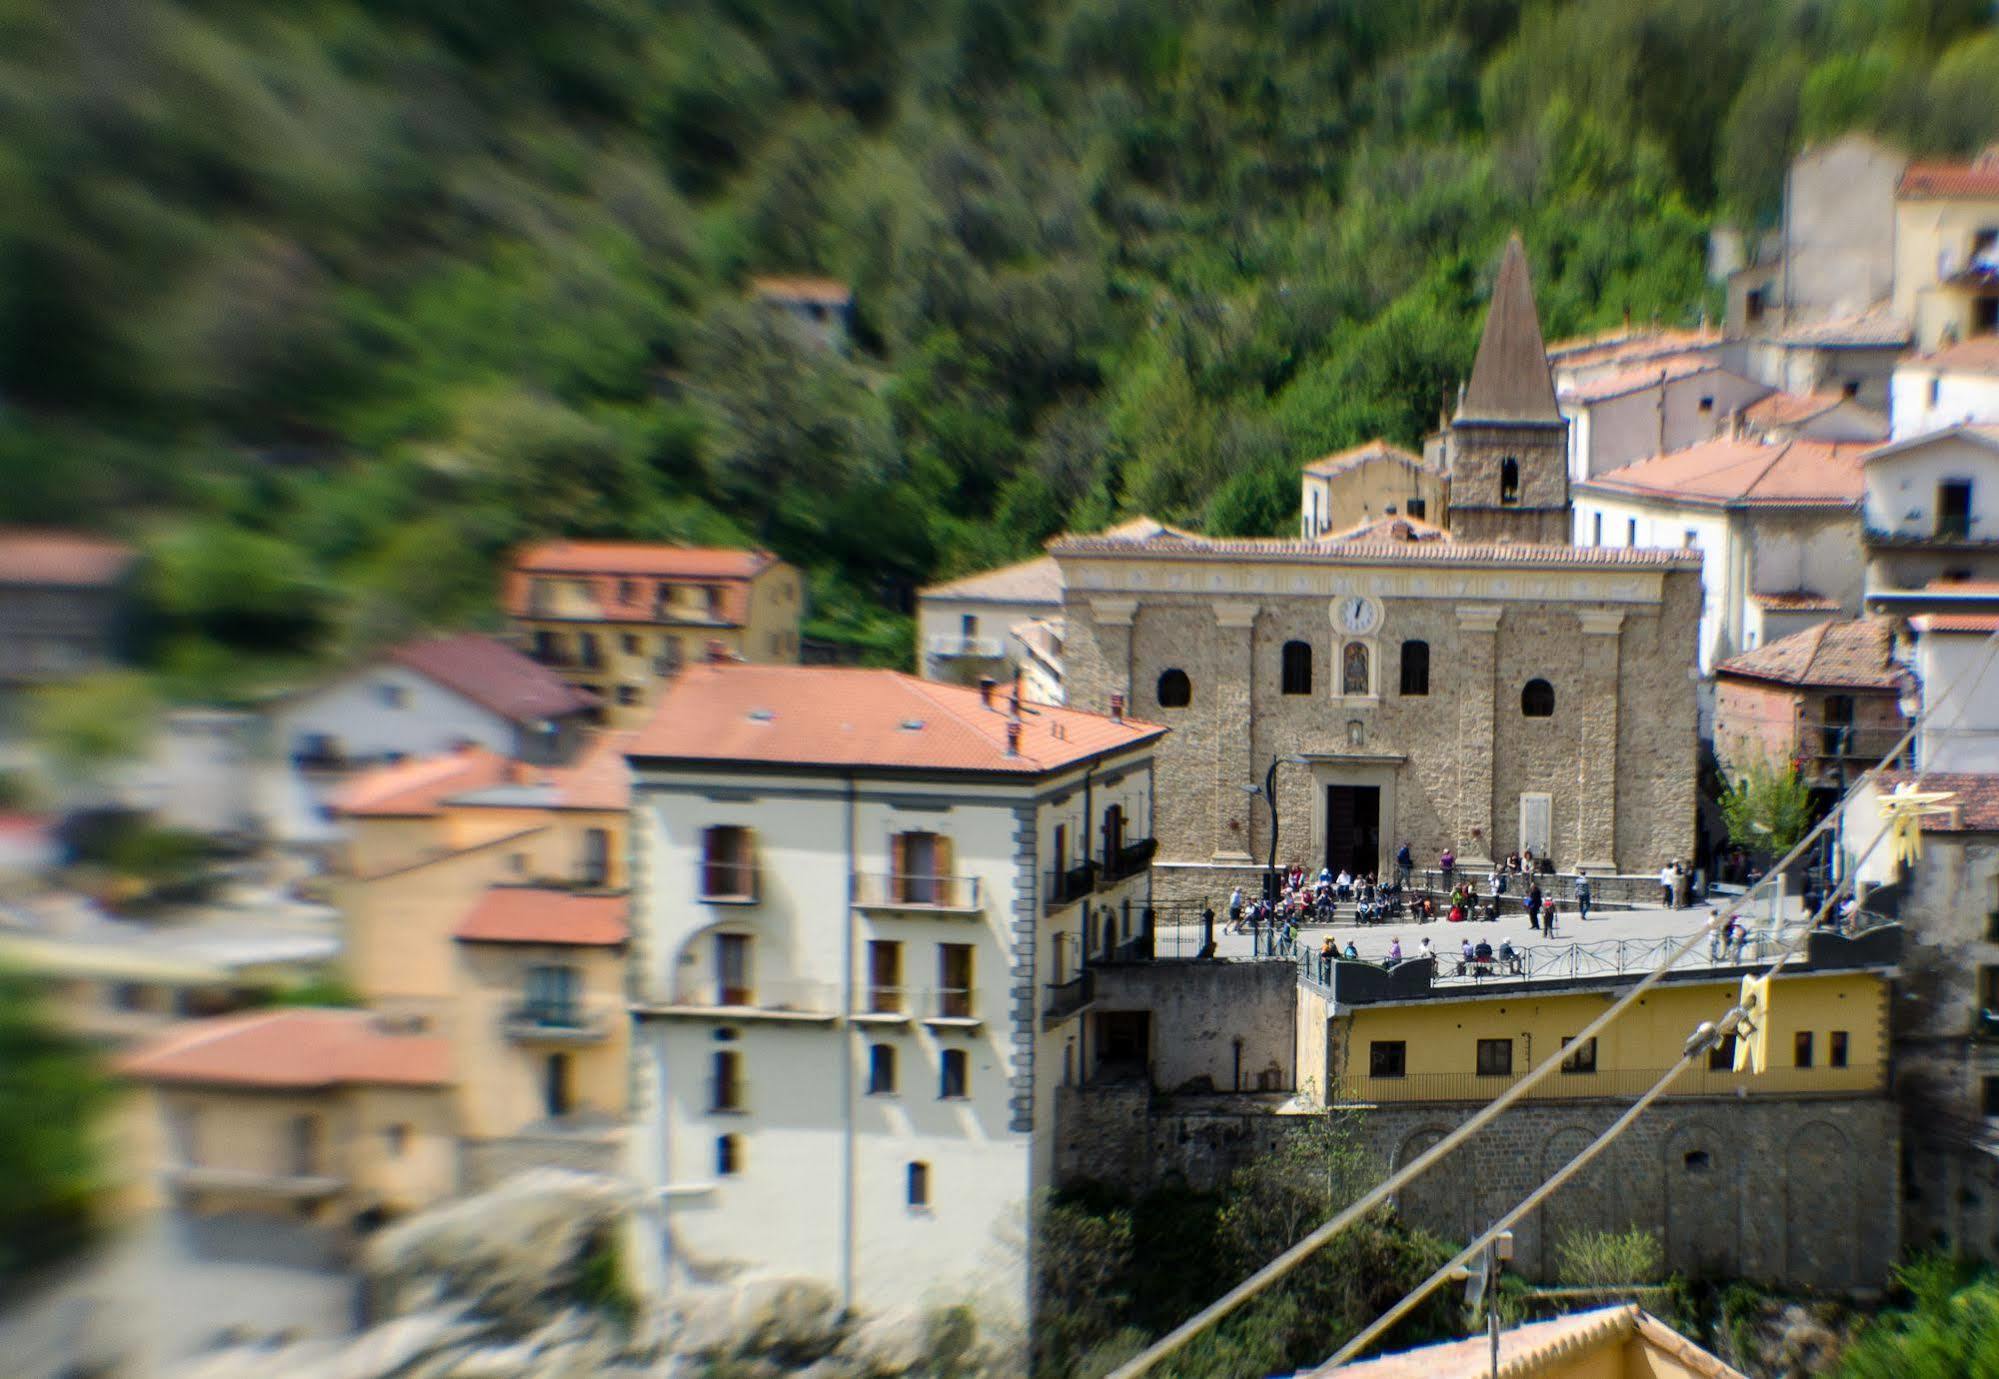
xmin=1337 ymin=595 xmax=1381 ymax=635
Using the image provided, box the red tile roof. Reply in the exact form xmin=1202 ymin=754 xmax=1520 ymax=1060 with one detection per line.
xmin=1047 ymin=534 xmax=1702 ymax=567
xmin=1872 ymin=772 xmax=1999 ymax=832
xmin=330 ymin=745 xmax=513 ymax=817
xmin=1915 ymin=613 xmax=1999 ymax=634
xmin=0 ymin=529 xmax=137 ymax=588
xmin=118 ymin=1009 xmax=450 ymax=1089
xmin=453 ymin=887 xmax=628 ymax=946
xmin=1560 ymin=355 xmax=1718 ymax=403
xmin=1300 ymin=439 xmax=1430 ymax=478
xmin=1899 ymin=152 xmax=1999 ymax=199
xmin=505 ymin=542 xmax=777 ymax=627
xmin=1545 ymin=326 xmax=1723 ymax=367
xmin=389 ymin=634 xmax=597 ymax=724
xmin=628 ymin=664 xmax=1166 ymax=775
xmin=1578 ymin=438 xmax=1866 ymax=508
xmin=1716 ymin=617 xmax=1909 ymax=690
xmin=1322 ymin=515 xmax=1452 ymax=544
xmin=1743 ymin=391 xmax=1845 ymax=427
xmin=1749 ymin=590 xmax=1843 ymax=612
xmin=748 ymin=275 xmax=853 ymax=305
xmin=1773 ymin=312 xmax=1910 ymax=348
xmin=1911 ymin=336 xmax=1999 ymax=376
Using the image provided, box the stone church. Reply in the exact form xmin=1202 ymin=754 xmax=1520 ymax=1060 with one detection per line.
xmin=1052 ymin=236 xmax=1701 ymax=900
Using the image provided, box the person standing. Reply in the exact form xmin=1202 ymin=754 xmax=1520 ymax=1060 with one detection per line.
xmin=1527 ymin=881 xmax=1544 ymax=933
xmin=1387 ymin=937 xmax=1404 ymax=964
xmin=1575 ymin=870 xmax=1592 ymax=922
xmin=1658 ymin=861 xmax=1675 ymax=908
xmin=1230 ymin=886 xmax=1244 ymax=932
xmin=1440 ymin=847 xmax=1456 ymax=885
xmin=1396 ymin=841 xmax=1413 ymax=888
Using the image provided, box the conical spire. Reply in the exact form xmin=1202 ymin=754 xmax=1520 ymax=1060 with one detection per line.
xmin=1457 ymin=233 xmax=1560 ymax=425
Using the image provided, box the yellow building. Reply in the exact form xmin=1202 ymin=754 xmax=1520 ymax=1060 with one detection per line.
xmin=116 ymin=1008 xmax=455 ymax=1228
xmin=1301 ymin=961 xmax=1888 ymax=1108
xmin=1894 ymin=151 xmax=1999 ymax=352
xmin=506 ymin=540 xmax=804 ymax=729
xmin=1298 ymin=439 xmax=1450 ymax=539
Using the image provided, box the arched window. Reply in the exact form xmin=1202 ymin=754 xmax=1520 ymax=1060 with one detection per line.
xmin=1521 ymin=678 xmax=1555 ymax=717
xmin=1499 ymin=457 xmax=1521 ymax=505
xmin=1281 ymin=641 xmax=1313 ymax=695
xmin=1341 ymin=642 xmax=1370 ymax=696
xmin=1400 ymin=640 xmax=1430 ymax=696
xmin=716 ymin=1133 xmax=741 ymax=1176
xmin=1156 ymin=668 xmax=1191 ymax=708
xmin=867 ymin=1043 xmax=897 ymax=1095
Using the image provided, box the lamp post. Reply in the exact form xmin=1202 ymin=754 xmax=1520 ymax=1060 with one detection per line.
xmin=1242 ymin=754 xmax=1312 ymax=907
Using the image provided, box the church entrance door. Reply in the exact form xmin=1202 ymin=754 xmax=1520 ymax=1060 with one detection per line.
xmin=1325 ymin=785 xmax=1381 ymax=877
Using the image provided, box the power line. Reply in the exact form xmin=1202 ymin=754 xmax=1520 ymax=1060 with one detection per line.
xmin=1105 ymin=625 xmax=1999 ymax=1379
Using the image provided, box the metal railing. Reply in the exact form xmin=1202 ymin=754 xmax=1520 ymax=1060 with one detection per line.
xmin=925 ymin=634 xmax=1005 ymax=658
xmin=1045 ymin=862 xmax=1097 ymax=911
xmin=653 ymin=978 xmax=839 ymax=1015
xmin=853 ymin=872 xmax=983 ymax=910
xmin=1099 ymin=838 xmax=1159 ymax=884
xmin=1044 ymin=971 xmax=1094 ymax=1023
xmin=1329 ymin=1063 xmax=1884 ymax=1105
xmin=697 ymin=861 xmax=760 ymax=903
xmin=1295 ymin=930 xmax=1783 ymax=994
xmin=502 ymin=1003 xmax=610 ymax=1041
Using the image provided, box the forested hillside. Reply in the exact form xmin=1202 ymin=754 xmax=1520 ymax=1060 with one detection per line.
xmin=2 ymin=0 xmax=1995 ymax=687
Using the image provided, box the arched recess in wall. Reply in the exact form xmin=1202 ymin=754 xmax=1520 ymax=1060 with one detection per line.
xmin=1785 ymin=1120 xmax=1856 ymax=1291
xmin=1394 ymin=1127 xmax=1462 ymax=1244
xmin=1156 ymin=668 xmax=1191 ymax=708
xmin=1663 ymin=1121 xmax=1737 ymax=1279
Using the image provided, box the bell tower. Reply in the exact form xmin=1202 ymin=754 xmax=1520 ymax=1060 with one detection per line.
xmin=1445 ymin=234 xmax=1571 ymax=544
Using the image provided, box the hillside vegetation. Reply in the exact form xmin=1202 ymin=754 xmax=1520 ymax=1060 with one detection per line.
xmin=2 ymin=0 xmax=1996 ymax=687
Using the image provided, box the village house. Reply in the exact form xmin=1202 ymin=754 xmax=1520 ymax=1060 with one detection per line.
xmin=1893 ymin=147 xmax=1999 ymax=353
xmin=1557 ymin=356 xmax=1772 ymax=483
xmin=1054 ymin=236 xmax=1699 ymax=896
xmin=622 ymin=663 xmax=1164 ymax=1322
xmin=748 ymin=275 xmax=854 ymax=350
xmin=1738 ymin=389 xmax=1889 ymax=445
xmin=1571 ymin=436 xmax=1869 ymax=677
xmin=1711 ymin=618 xmax=1911 ymax=790
xmin=0 ymin=528 xmax=137 ymax=685
xmin=506 ymin=540 xmax=803 ymax=730
xmin=1297 ymin=440 xmax=1449 ymax=537
xmin=1891 ymin=336 xmax=1999 ymax=440
xmin=1861 ymin=424 xmax=1999 ymax=602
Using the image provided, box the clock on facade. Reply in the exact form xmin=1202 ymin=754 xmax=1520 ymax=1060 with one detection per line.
xmin=1335 ymin=595 xmax=1382 ymax=636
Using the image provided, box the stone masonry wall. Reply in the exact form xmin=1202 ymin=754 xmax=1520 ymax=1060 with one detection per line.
xmin=1053 ymin=1087 xmax=1900 ymax=1293
xmin=1091 ymin=959 xmax=1297 ymax=1094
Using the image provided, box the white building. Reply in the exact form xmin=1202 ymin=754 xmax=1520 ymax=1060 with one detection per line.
xmin=1572 ymin=436 xmax=1867 ymax=679
xmin=1909 ymin=613 xmax=1999 ymax=774
xmin=624 ymin=664 xmax=1164 ymax=1327
xmin=1861 ymin=425 xmax=1999 ymax=599
xmin=1891 ymin=338 xmax=1999 ymax=441
xmin=1557 ymin=357 xmax=1771 ymax=483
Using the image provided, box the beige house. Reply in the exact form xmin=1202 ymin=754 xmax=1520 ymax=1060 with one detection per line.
xmin=1712 ymin=618 xmax=1910 ymax=785
xmin=1891 ymin=336 xmax=1999 ymax=440
xmin=1894 ymin=149 xmax=1999 ymax=353
xmin=1298 ymin=440 xmax=1448 ymax=537
xmin=0 ymin=527 xmax=137 ymax=683
xmin=1558 ymin=357 xmax=1773 ymax=482
xmin=506 ymin=541 xmax=804 ymax=729
xmin=117 ymin=1008 xmax=455 ymax=1229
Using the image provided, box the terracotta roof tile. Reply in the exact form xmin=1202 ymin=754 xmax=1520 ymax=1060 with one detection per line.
xmin=1873 ymin=771 xmax=1999 ymax=832
xmin=1322 ymin=515 xmax=1452 ymax=544
xmin=1749 ymin=590 xmax=1843 ymax=612
xmin=331 ymin=746 xmax=513 ymax=817
xmin=1048 ymin=534 xmax=1702 ymax=568
xmin=1743 ymin=391 xmax=1845 ymax=426
xmin=1717 ymin=617 xmax=1908 ymax=690
xmin=389 ymin=634 xmax=597 ymax=724
xmin=1545 ymin=326 xmax=1723 ymax=367
xmin=628 ymin=664 xmax=1165 ymax=774
xmin=1773 ymin=312 xmax=1910 ymax=347
xmin=505 ymin=542 xmax=775 ymax=627
xmin=118 ymin=1009 xmax=450 ymax=1089
xmin=1577 ymin=438 xmax=1866 ymax=508
xmin=1910 ymin=336 xmax=1999 ymax=376
xmin=453 ymin=887 xmax=628 ymax=946
xmin=1300 ymin=439 xmax=1431 ymax=478
xmin=1899 ymin=152 xmax=1999 ymax=199
xmin=1559 ymin=355 xmax=1718 ymax=403
xmin=0 ymin=529 xmax=137 ymax=587
xmin=748 ymin=275 xmax=852 ymax=305
xmin=1459 ymin=234 xmax=1561 ymax=424
xmin=1916 ymin=612 xmax=1999 ymax=633
xmin=1333 ymin=1305 xmax=1744 ymax=1379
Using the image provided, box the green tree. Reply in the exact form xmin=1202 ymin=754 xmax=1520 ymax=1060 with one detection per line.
xmin=1552 ymin=1227 xmax=1665 ymax=1290
xmin=1838 ymin=1256 xmax=1999 ymax=1378
xmin=1719 ymin=755 xmax=1814 ymax=859
xmin=28 ymin=673 xmax=158 ymax=788
xmin=0 ymin=966 xmax=111 ymax=1284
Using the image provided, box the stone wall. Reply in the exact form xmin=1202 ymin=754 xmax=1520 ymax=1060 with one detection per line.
xmin=460 ymin=1131 xmax=624 ymax=1191
xmin=1091 ymin=958 xmax=1297 ymax=1094
xmin=1053 ymin=1087 xmax=1900 ymax=1293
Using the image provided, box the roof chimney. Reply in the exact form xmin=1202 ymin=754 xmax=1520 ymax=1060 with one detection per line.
xmin=1005 ymin=720 xmax=1021 ymax=756
xmin=979 ymin=676 xmax=996 ymax=708
xmin=1109 ymin=692 xmax=1125 ymax=723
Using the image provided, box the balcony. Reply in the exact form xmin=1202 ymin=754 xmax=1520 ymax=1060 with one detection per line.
xmin=1328 ymin=1063 xmax=1884 ymax=1106
xmin=1099 ymin=838 xmax=1159 ymax=884
xmin=925 ymin=634 xmax=1005 ymax=660
xmin=502 ymin=1003 xmax=613 ymax=1044
xmin=853 ymin=872 xmax=983 ymax=914
xmin=165 ymin=1163 xmax=347 ymax=1200
xmin=697 ymin=861 xmax=760 ymax=906
xmin=1044 ymin=862 xmax=1097 ymax=913
xmin=1791 ymin=725 xmax=1911 ymax=780
xmin=1042 ymin=971 xmax=1095 ymax=1028
xmin=853 ymin=987 xmax=980 ymax=1027
xmin=635 ymin=979 xmax=839 ymax=1024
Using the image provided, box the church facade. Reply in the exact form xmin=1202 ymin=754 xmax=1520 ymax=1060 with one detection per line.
xmin=1052 ymin=237 xmax=1702 ymax=899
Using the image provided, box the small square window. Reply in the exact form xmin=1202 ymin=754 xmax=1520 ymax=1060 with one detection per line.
xmin=1830 ymin=1031 xmax=1849 ymax=1068
xmin=1476 ymin=1038 xmax=1513 ymax=1077
xmin=1559 ymin=1036 xmax=1597 ymax=1074
xmin=378 ymin=683 xmax=407 ymax=709
xmin=621 ymin=634 xmax=640 ymax=654
xmin=1369 ymin=1041 xmax=1406 ymax=1078
xmin=385 ymin=1123 xmax=410 ymax=1157
xmin=907 ymin=1161 xmax=930 ymax=1208
xmin=1795 ymin=1031 xmax=1814 ymax=1068
xmin=1698 ymin=396 xmax=1714 ymax=414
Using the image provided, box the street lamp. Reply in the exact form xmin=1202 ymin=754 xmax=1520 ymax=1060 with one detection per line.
xmin=1242 ymin=754 xmax=1312 ymax=906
